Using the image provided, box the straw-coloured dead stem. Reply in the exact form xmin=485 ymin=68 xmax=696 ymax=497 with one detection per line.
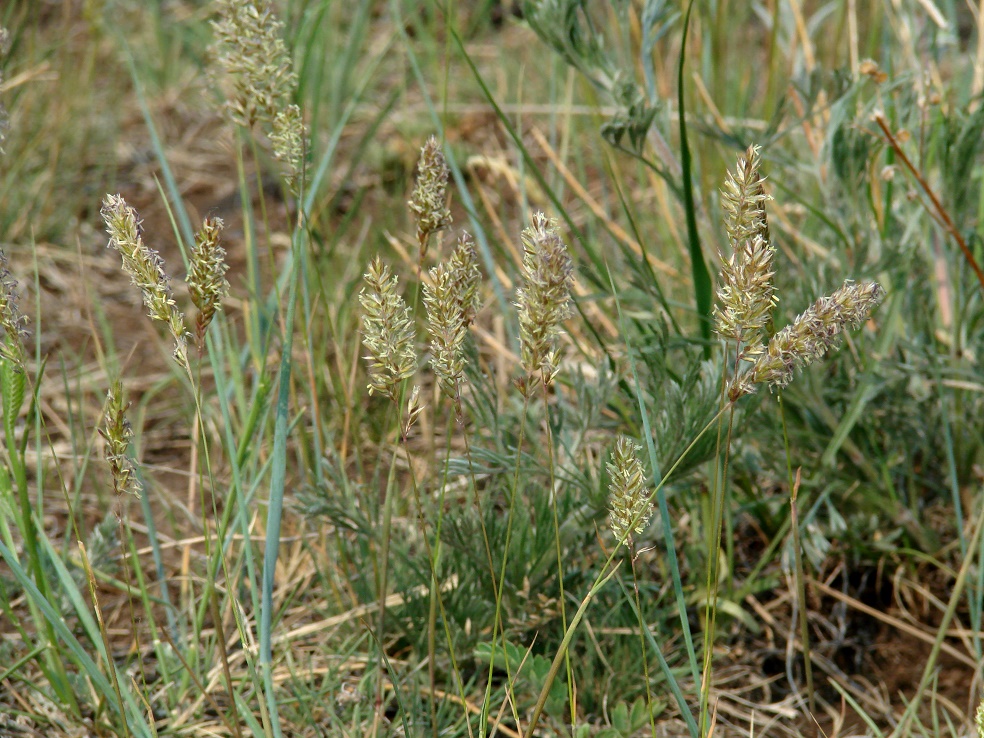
xmin=100 ymin=194 xmax=189 ymax=366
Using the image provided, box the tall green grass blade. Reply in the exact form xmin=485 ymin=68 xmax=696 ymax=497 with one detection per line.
xmin=258 ymin=225 xmax=304 ymax=738
xmin=614 ymin=573 xmax=699 ymax=738
xmin=676 ymin=0 xmax=712 ymax=358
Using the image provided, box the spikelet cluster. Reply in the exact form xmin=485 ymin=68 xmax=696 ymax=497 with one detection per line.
xmin=515 ymin=212 xmax=574 ymax=389
xmin=423 ymin=233 xmax=481 ymax=401
xmin=713 ymin=146 xmax=884 ymax=400
xmin=210 ymin=0 xmax=306 ymax=183
xmin=100 ymin=380 xmax=141 ymax=498
xmin=714 ymin=146 xmax=776 ymax=355
xmin=0 ymin=249 xmax=28 ymax=370
xmin=408 ymin=136 xmax=452 ymax=249
xmin=976 ymin=697 xmax=984 ymax=738
xmin=100 ymin=194 xmax=189 ymax=366
xmin=360 ymin=257 xmax=417 ymax=399
xmin=0 ymin=27 xmax=9 ymax=156
xmin=187 ymin=216 xmax=229 ymax=347
xmin=730 ymin=280 xmax=884 ymax=400
xmin=607 ymin=437 xmax=654 ymax=543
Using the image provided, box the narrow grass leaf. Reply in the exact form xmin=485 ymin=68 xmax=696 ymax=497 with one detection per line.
xmin=677 ymin=0 xmax=712 ymax=357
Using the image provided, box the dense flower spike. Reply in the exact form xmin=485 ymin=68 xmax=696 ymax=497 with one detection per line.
xmin=721 ymin=145 xmax=770 ymax=246
xmin=423 ymin=233 xmax=482 ymax=401
xmin=730 ymin=280 xmax=884 ymax=400
xmin=0 ymin=249 xmax=28 ymax=370
xmin=447 ymin=232 xmax=482 ymax=327
xmin=714 ymin=146 xmax=776 ymax=355
xmin=187 ymin=216 xmax=230 ymax=346
xmin=424 ymin=271 xmax=465 ymax=401
xmin=100 ymin=380 xmax=141 ymax=498
xmin=210 ymin=0 xmax=306 ymax=185
xmin=270 ymin=104 xmax=305 ymax=183
xmin=515 ymin=212 xmax=574 ymax=388
xmin=360 ymin=257 xmax=417 ymax=400
xmin=607 ymin=437 xmax=654 ymax=543
xmin=100 ymin=195 xmax=189 ymax=366
xmin=408 ymin=136 xmax=452 ymax=249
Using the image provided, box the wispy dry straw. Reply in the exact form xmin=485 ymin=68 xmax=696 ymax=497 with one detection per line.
xmin=408 ymin=136 xmax=452 ymax=251
xmin=100 ymin=194 xmax=189 ymax=366
xmin=515 ymin=212 xmax=574 ymax=390
xmin=187 ymin=216 xmax=229 ymax=348
xmin=360 ymin=257 xmax=417 ymax=400
xmin=730 ymin=280 xmax=884 ymax=400
xmin=607 ymin=437 xmax=654 ymax=544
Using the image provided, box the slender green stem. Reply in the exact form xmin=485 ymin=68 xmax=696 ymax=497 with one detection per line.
xmin=524 ymin=560 xmax=623 ymax=738
xmin=542 ymin=379 xmax=574 ymax=728
xmin=480 ymin=394 xmax=531 ymax=737
xmin=779 ymin=394 xmax=815 ymax=714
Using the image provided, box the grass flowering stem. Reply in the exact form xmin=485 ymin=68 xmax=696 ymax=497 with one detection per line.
xmin=540 ymin=380 xmax=575 ymax=726
xmin=699 ymin=399 xmax=736 ymax=737
xmin=525 ymin=403 xmax=730 ymax=738
xmin=480 ymin=393 xmax=532 ymax=736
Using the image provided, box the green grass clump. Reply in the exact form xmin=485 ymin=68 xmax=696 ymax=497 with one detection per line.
xmin=0 ymin=2 xmax=982 ymax=738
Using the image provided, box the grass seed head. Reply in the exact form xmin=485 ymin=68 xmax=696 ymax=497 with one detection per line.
xmin=270 ymin=103 xmax=306 ymax=187
xmin=722 ymin=144 xmax=770 ymax=246
xmin=731 ymin=280 xmax=884 ymax=399
xmin=424 ymin=232 xmax=482 ymax=404
xmin=187 ymin=216 xmax=229 ymax=346
xmin=516 ymin=212 xmax=574 ymax=388
xmin=210 ymin=0 xmax=306 ymax=185
xmin=360 ymin=257 xmax=417 ymax=400
xmin=448 ymin=232 xmax=482 ymax=326
xmin=100 ymin=380 xmax=141 ymax=498
xmin=715 ymin=146 xmax=776 ymax=354
xmin=210 ymin=0 xmax=297 ymax=129
xmin=0 ymin=248 xmax=28 ymax=371
xmin=607 ymin=436 xmax=654 ymax=543
xmin=424 ymin=262 xmax=468 ymax=401
xmin=408 ymin=136 xmax=452 ymax=249
xmin=713 ymin=234 xmax=777 ymax=353
xmin=100 ymin=194 xmax=189 ymax=366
